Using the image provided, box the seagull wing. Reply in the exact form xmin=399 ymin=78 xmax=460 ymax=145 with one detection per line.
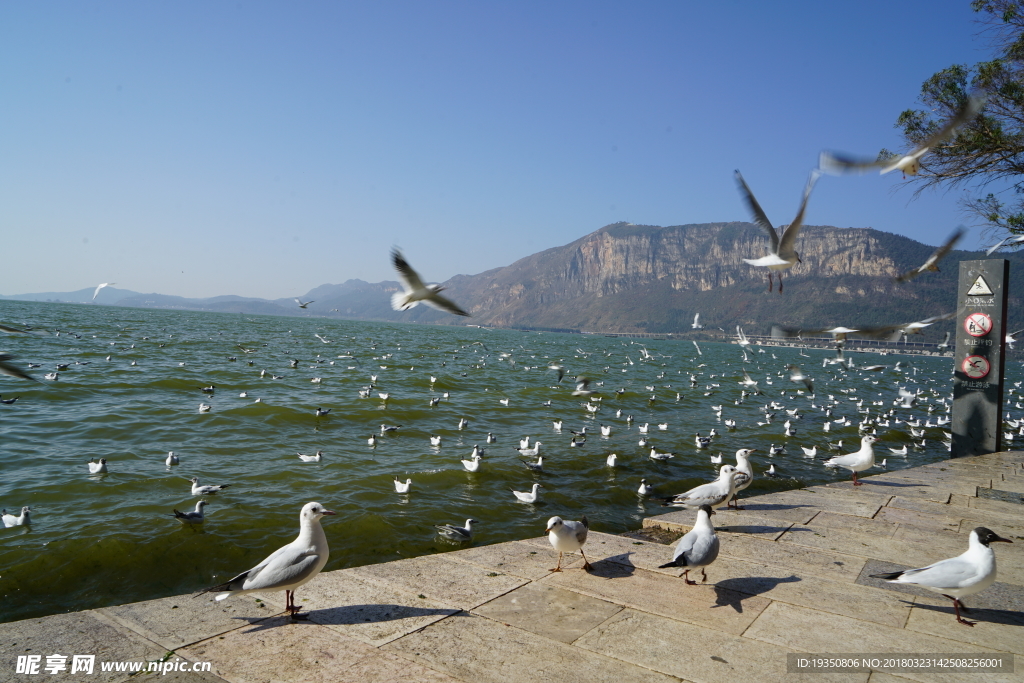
xmin=896 ymin=554 xmax=980 ymax=590
xmin=422 ymin=291 xmax=470 ymax=317
xmin=0 ymin=355 xmax=38 ymax=382
xmin=391 ymin=249 xmax=427 ymax=294
xmin=777 ymin=170 xmax=820 ymax=259
xmin=0 ymin=323 xmax=30 ymax=334
xmin=818 ymin=149 xmax=887 ymax=175
xmin=889 ymin=95 xmax=985 ymax=167
xmin=734 ymin=171 xmax=779 ymax=253
xmin=684 ymin=529 xmax=719 ymax=567
xmin=986 ymin=234 xmax=1024 ymax=255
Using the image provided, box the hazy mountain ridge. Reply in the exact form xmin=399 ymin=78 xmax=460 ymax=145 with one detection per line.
xmin=4 ymin=222 xmax=1021 ymax=336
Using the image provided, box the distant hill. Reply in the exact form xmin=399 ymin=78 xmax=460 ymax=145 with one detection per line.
xmin=4 ymin=222 xmax=1022 ymax=337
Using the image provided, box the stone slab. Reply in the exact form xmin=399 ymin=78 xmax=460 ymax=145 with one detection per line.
xmin=0 ymin=610 xmax=168 ymax=683
xmin=873 ymin=507 xmax=962 ymax=534
xmin=716 ymin=533 xmax=866 ymax=582
xmin=519 ymin=531 xmax=677 ymax=575
xmin=383 ymin=612 xmax=681 ymax=683
xmin=444 ymin=540 xmax=566 ymax=580
xmin=968 ymin=495 xmax=1024 ymax=516
xmin=98 ymin=594 xmax=272 ymax=650
xmin=574 ymin=607 xmax=862 ymax=683
xmin=542 ymin=561 xmax=771 ymax=636
xmin=256 ymin=570 xmax=459 ymax=647
xmin=905 ymin=595 xmax=1024 ymax=656
xmin=806 ymin=511 xmax=899 ymax=536
xmin=472 ymin=582 xmax=622 ymax=644
xmin=743 ymin=601 xmax=1013 ymax=683
xmin=742 ymin=488 xmax=890 ymax=518
xmin=181 ymin=615 xmax=460 ymax=683
xmin=346 ymin=553 xmax=528 ymax=611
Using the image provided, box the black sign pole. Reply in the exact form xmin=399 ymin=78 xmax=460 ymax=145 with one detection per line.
xmin=951 ymin=259 xmax=1010 ymax=457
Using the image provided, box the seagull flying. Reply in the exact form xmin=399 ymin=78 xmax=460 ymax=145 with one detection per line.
xmin=93 ymin=282 xmax=116 ymax=301
xmin=736 ymin=169 xmax=820 ymax=293
xmin=390 ymin=249 xmax=469 ymax=316
xmin=819 ymin=94 xmax=984 ymax=177
xmin=894 ymin=227 xmax=965 ymax=283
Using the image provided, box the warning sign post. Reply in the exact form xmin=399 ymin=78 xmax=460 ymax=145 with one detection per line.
xmin=951 ymin=259 xmax=1010 ymax=457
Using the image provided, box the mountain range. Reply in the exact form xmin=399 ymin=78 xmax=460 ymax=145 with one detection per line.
xmin=4 ymin=222 xmax=1022 ymax=338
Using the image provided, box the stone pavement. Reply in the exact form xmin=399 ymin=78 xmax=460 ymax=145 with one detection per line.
xmin=2 ymin=451 xmax=1023 ymax=683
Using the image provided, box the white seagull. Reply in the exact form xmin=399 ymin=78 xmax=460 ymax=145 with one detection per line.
xmin=823 ymin=435 xmax=877 ymax=485
xmin=511 ymin=483 xmax=543 ymax=503
xmin=390 ymin=249 xmax=469 ymax=316
xmin=198 ymin=502 xmax=335 ymax=619
xmin=435 ymin=518 xmax=476 ymax=542
xmin=92 ymin=282 xmax=116 ymax=300
xmin=165 ymin=451 xmax=179 ymax=466
xmin=546 ymin=515 xmax=591 ymax=572
xmin=394 ymin=477 xmax=412 ymax=493
xmin=2 ymin=506 xmax=31 ymax=527
xmin=736 ymin=169 xmax=820 ymax=293
xmin=663 ymin=465 xmax=740 ymax=510
xmin=894 ymin=227 xmax=965 ymax=283
xmin=294 ymin=299 xmax=315 ymax=309
xmin=728 ymin=448 xmax=756 ymax=509
xmin=88 ymin=458 xmax=108 ymax=474
xmin=658 ymin=505 xmax=719 ymax=584
xmin=297 ymin=450 xmax=323 ymax=462
xmin=819 ymin=94 xmax=984 ymax=177
xmin=190 ymin=477 xmax=232 ymax=496
xmin=638 ymin=478 xmax=655 ymax=496
xmin=173 ymin=500 xmax=207 ymax=524
xmin=870 ymin=527 xmax=1012 ymax=626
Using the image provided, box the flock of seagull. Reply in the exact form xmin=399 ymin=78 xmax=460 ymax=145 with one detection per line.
xmin=3 ymin=94 xmax=1024 ymax=623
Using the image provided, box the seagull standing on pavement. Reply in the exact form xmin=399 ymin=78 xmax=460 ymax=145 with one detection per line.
xmin=658 ymin=505 xmax=719 ymax=584
xmin=869 ymin=527 xmax=1012 ymax=626
xmin=823 ymin=435 xmax=877 ymax=485
xmin=663 ymin=465 xmax=740 ymax=510
xmin=198 ymin=502 xmax=335 ymax=619
xmin=390 ymin=249 xmax=470 ymax=316
xmin=546 ymin=515 xmax=591 ymax=572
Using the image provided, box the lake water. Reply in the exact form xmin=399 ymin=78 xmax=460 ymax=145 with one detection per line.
xmin=1 ymin=299 xmax=1020 ymax=624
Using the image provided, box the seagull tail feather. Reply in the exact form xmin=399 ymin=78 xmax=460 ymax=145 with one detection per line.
xmin=869 ymin=571 xmax=905 ymax=581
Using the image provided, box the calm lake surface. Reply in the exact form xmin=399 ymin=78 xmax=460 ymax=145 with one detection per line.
xmin=1 ymin=299 xmax=1020 ymax=624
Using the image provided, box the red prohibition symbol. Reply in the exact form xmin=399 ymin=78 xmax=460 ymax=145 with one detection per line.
xmin=964 ymin=313 xmax=993 ymax=337
xmin=962 ymin=355 xmax=991 ymax=379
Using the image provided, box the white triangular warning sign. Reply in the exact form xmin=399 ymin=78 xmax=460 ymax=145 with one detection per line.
xmin=967 ymin=275 xmax=993 ymax=296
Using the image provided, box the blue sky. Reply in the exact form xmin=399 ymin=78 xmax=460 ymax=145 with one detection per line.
xmin=0 ymin=1 xmax=993 ymax=299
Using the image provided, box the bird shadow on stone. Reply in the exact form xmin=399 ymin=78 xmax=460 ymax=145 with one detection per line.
xmin=829 ymin=479 xmax=929 ymax=490
xmin=737 ymin=502 xmax=816 ymax=513
xmin=238 ymin=604 xmax=461 ymax=632
xmin=586 ymin=553 xmax=638 ymax=579
xmin=909 ymin=601 xmax=1024 ymax=627
xmin=711 ymin=575 xmax=801 ymax=613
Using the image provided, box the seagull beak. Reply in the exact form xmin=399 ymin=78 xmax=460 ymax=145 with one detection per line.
xmin=322 ymin=510 xmax=337 ymax=516
xmin=992 ymin=535 xmax=1013 ymax=543
xmin=545 ymin=526 xmax=553 ymax=533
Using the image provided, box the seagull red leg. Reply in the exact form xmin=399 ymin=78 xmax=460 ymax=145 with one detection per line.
xmin=944 ymin=594 xmax=976 ymax=626
xmin=580 ymin=549 xmax=593 ymax=571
